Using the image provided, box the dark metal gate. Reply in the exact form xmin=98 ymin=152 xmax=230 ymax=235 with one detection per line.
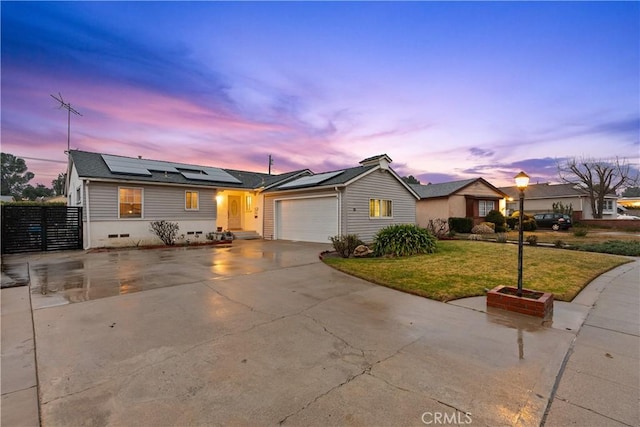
xmin=1 ymin=206 xmax=83 ymax=254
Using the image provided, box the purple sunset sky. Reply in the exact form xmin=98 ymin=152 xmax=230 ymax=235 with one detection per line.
xmin=2 ymin=1 xmax=638 ymax=187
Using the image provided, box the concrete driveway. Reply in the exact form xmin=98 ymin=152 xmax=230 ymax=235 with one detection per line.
xmin=4 ymin=240 xmax=589 ymax=426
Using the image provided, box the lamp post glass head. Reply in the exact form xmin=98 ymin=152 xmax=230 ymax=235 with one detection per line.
xmin=515 ymin=171 xmax=530 ymax=190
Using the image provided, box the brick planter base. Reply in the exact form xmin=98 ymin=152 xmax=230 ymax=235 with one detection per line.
xmin=486 ymin=286 xmax=554 ymax=318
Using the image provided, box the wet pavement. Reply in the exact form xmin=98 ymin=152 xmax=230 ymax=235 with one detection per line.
xmin=1 ymin=240 xmax=638 ymax=426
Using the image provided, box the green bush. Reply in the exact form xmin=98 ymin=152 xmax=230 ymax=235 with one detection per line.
xmin=149 ymin=220 xmax=179 ymax=245
xmin=448 ymin=217 xmax=473 ymax=233
xmin=553 ymin=239 xmax=565 ymax=248
xmin=573 ymin=227 xmax=589 ymax=237
xmin=507 ymin=214 xmax=537 ymax=231
xmin=485 ymin=210 xmax=506 ymax=232
xmin=330 ymin=234 xmax=363 ymax=258
xmin=570 ymin=240 xmax=640 ymax=256
xmin=526 ymin=235 xmax=538 ymax=246
xmin=373 ymin=224 xmax=437 ymax=257
xmin=522 ymin=218 xmax=537 ymax=231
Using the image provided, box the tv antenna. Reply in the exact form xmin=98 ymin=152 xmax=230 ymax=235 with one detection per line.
xmin=51 ymin=92 xmax=82 ymax=154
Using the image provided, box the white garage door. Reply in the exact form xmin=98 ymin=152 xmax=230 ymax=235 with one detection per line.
xmin=276 ymin=197 xmax=338 ymax=243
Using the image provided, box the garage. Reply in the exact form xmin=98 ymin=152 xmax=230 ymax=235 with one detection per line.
xmin=275 ymin=196 xmax=338 ymax=243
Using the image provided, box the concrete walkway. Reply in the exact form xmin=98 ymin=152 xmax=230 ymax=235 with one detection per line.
xmin=1 ymin=281 xmax=40 ymax=426
xmin=543 ymin=260 xmax=639 ymax=426
xmin=1 ymin=242 xmax=638 ymax=426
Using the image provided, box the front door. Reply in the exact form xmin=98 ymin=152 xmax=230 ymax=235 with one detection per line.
xmin=228 ymin=196 xmax=242 ymax=230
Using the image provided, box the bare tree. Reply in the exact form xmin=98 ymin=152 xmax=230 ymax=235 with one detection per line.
xmin=558 ymin=157 xmax=639 ymax=218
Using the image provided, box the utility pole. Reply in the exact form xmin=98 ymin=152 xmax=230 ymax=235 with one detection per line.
xmin=51 ymin=93 xmax=82 ymax=154
xmin=268 ymin=154 xmax=273 ymax=175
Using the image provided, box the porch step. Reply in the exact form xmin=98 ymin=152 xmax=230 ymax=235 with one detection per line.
xmin=232 ymin=230 xmax=262 ymax=240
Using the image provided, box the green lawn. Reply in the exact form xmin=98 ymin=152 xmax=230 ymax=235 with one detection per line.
xmin=323 ymin=240 xmax=632 ymax=302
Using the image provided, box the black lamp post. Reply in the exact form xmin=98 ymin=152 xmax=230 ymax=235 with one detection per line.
xmin=515 ymin=171 xmax=530 ymax=297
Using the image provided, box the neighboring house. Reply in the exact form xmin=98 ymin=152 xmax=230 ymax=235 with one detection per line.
xmin=262 ymin=154 xmax=419 ymax=243
xmin=410 ymin=178 xmax=508 ymax=227
xmin=499 ymin=183 xmax=618 ymax=220
xmin=67 ymin=150 xmax=417 ymax=248
xmin=44 ymin=195 xmax=68 ymax=204
xmin=618 ymin=197 xmax=640 ymax=217
xmin=0 ymin=195 xmax=14 ymax=203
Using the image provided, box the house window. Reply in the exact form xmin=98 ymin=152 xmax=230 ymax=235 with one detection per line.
xmin=76 ymin=187 xmax=81 ymax=205
xmin=369 ymin=199 xmax=393 ymax=218
xmin=603 ymin=199 xmax=614 ymax=213
xmin=245 ymin=195 xmax=253 ymax=213
xmin=479 ymin=200 xmax=495 ymax=217
xmin=185 ymin=191 xmax=199 ymax=210
xmin=119 ymin=187 xmax=143 ymax=218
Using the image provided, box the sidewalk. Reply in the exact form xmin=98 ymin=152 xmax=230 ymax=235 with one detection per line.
xmin=544 ymin=260 xmax=639 ymax=426
xmin=1 ymin=282 xmax=40 ymax=427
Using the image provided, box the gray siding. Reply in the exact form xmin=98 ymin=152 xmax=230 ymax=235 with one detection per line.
xmin=87 ymin=182 xmax=217 ymax=221
xmin=343 ymin=169 xmax=416 ymax=242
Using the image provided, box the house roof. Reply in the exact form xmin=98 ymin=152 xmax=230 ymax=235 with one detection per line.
xmin=498 ymin=182 xmax=616 ymax=200
xmin=69 ymin=150 xmax=419 ymax=198
xmin=265 ymin=155 xmax=419 ymax=199
xmin=266 ymin=165 xmax=378 ymax=191
xmin=69 ymin=150 xmax=301 ymax=190
xmin=410 ymin=178 xmax=507 ymax=199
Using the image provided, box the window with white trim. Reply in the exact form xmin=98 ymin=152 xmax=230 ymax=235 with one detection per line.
xmin=185 ymin=191 xmax=199 ymax=210
xmin=76 ymin=187 xmax=81 ymax=205
xmin=369 ymin=199 xmax=393 ymax=218
xmin=479 ymin=200 xmax=495 ymax=217
xmin=245 ymin=195 xmax=253 ymax=213
xmin=602 ymin=199 xmax=614 ymax=213
xmin=119 ymin=187 xmax=143 ymax=218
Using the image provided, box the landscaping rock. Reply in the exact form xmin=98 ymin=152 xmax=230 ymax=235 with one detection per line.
xmin=353 ymin=245 xmax=373 ymax=257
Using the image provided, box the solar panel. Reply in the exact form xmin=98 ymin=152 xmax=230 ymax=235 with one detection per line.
xmin=279 ymin=170 xmax=344 ymax=189
xmin=102 ymin=155 xmax=152 ymax=176
xmin=108 ymin=166 xmax=152 ymax=176
xmin=101 ymin=154 xmax=241 ymax=184
xmin=138 ymin=160 xmax=179 ymax=173
xmin=181 ymin=170 xmax=241 ymax=184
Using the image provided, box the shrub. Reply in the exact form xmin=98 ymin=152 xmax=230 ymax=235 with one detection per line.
xmin=553 ymin=239 xmax=565 ymax=248
xmin=448 ymin=217 xmax=473 ymax=233
xmin=373 ymin=224 xmax=437 ymax=257
xmin=149 ymin=220 xmax=179 ymax=245
xmin=471 ymin=223 xmax=494 ymax=234
xmin=507 ymin=213 xmax=537 ymax=231
xmin=569 ymin=240 xmax=640 ymax=256
xmin=526 ymin=235 xmax=538 ymax=246
xmin=425 ymin=218 xmax=450 ymax=239
xmin=522 ymin=218 xmax=537 ymax=231
xmin=330 ymin=234 xmax=363 ymax=258
xmin=485 ymin=210 xmax=506 ymax=232
xmin=573 ymin=227 xmax=589 ymax=237
xmin=496 ymin=233 xmax=508 ymax=243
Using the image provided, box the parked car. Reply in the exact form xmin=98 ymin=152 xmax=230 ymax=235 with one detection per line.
xmin=533 ymin=213 xmax=572 ymax=230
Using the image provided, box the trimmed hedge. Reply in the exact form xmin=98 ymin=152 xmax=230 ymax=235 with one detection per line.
xmin=448 ymin=217 xmax=473 ymax=233
xmin=485 ymin=210 xmax=506 ymax=232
